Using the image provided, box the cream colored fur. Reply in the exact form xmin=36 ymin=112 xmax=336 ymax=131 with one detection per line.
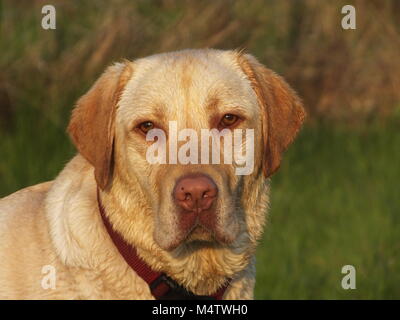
xmin=0 ymin=49 xmax=304 ymax=299
xmin=0 ymin=156 xmax=258 ymax=299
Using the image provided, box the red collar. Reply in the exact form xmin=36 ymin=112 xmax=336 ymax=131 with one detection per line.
xmin=97 ymin=190 xmax=230 ymax=300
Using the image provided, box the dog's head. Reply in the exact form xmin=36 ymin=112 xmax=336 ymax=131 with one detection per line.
xmin=68 ymin=49 xmax=305 ymax=253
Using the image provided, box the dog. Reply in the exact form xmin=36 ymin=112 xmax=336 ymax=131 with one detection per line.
xmin=0 ymin=49 xmax=305 ymax=299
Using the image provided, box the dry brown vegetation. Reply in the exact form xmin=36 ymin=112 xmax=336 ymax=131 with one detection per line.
xmin=1 ymin=0 xmax=400 ymax=127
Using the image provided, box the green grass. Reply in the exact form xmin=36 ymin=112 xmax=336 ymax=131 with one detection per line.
xmin=1 ymin=111 xmax=399 ymax=299
xmin=0 ymin=108 xmax=75 ymax=194
xmin=255 ymin=122 xmax=400 ymax=299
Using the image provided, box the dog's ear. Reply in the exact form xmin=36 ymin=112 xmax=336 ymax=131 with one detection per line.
xmin=68 ymin=62 xmax=133 ymax=189
xmin=236 ymin=53 xmax=306 ymax=178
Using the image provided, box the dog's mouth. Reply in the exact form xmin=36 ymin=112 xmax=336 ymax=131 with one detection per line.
xmin=158 ymin=205 xmax=239 ymax=251
xmin=186 ymin=223 xmax=215 ymax=242
xmin=165 ymin=208 xmax=238 ymax=251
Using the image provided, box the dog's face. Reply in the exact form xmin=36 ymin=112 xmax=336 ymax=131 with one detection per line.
xmin=68 ymin=49 xmax=305 ymax=252
xmin=115 ymin=51 xmax=264 ymax=251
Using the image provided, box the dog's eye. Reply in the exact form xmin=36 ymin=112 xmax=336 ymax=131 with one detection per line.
xmin=138 ymin=121 xmax=154 ymax=134
xmin=220 ymin=114 xmax=239 ymax=128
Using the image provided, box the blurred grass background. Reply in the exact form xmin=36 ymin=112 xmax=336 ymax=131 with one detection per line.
xmin=0 ymin=0 xmax=399 ymax=299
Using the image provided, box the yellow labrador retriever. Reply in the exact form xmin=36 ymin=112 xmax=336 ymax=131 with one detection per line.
xmin=0 ymin=49 xmax=305 ymax=299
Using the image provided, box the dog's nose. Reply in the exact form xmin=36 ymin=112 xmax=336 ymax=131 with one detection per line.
xmin=173 ymin=175 xmax=218 ymax=213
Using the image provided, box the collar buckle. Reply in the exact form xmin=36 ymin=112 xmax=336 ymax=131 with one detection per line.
xmin=150 ymin=274 xmax=176 ymax=298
